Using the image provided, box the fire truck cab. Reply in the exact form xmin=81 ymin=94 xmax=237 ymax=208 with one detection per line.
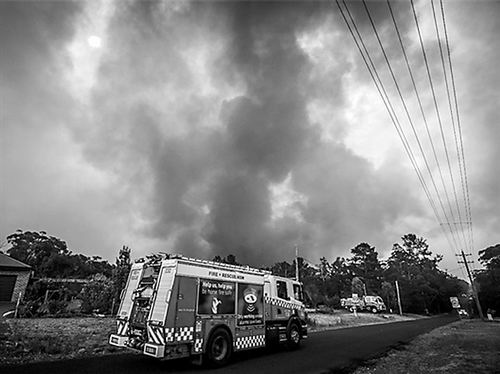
xmin=109 ymin=255 xmax=307 ymax=366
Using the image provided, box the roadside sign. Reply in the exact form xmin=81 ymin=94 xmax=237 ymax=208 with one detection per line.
xmin=449 ymin=297 xmax=461 ymax=309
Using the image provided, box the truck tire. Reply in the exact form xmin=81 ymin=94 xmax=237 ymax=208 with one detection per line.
xmin=205 ymin=328 xmax=232 ymax=367
xmin=286 ymin=322 xmax=301 ymax=350
xmin=371 ymin=307 xmax=378 ymax=314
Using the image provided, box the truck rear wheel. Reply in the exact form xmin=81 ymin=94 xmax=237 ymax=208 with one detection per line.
xmin=286 ymin=322 xmax=301 ymax=350
xmin=371 ymin=307 xmax=378 ymax=314
xmin=205 ymin=328 xmax=232 ymax=367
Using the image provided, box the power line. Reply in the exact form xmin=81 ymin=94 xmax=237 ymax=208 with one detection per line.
xmin=410 ymin=0 xmax=466 ymax=251
xmin=336 ymin=0 xmax=438 ymax=225
xmin=362 ymin=0 xmax=463 ymax=257
xmin=429 ymin=0 xmax=469 ymax=255
xmin=335 ymin=0 xmax=462 ymax=267
xmin=429 ymin=0 xmax=469 ymax=256
xmin=409 ymin=0 xmax=475 ymax=271
xmin=335 ymin=0 xmax=472 ymax=279
xmin=385 ymin=0 xmax=464 ymax=259
xmin=439 ymin=0 xmax=475 ymax=269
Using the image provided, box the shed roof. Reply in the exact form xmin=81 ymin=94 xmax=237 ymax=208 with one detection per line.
xmin=0 ymin=253 xmax=31 ymax=270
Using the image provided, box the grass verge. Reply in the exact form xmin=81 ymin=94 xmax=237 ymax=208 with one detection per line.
xmin=0 ymin=311 xmax=423 ymax=366
xmin=0 ymin=317 xmax=123 ymax=366
xmin=353 ymin=319 xmax=500 ymax=374
xmin=308 ymin=311 xmax=423 ymax=332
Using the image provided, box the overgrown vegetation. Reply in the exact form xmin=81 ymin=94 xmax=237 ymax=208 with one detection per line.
xmin=4 ymin=230 xmax=131 ymax=317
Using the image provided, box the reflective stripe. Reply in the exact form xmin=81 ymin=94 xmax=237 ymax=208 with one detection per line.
xmin=147 ymin=325 xmax=165 ymax=345
xmin=265 ymin=296 xmax=303 ymax=310
xmin=175 ymin=326 xmax=194 ymax=342
xmin=117 ymin=320 xmax=129 ymax=335
xmin=193 ymin=338 xmax=203 ymax=353
xmin=234 ymin=335 xmax=265 ymax=350
xmin=165 ymin=327 xmax=175 ymax=343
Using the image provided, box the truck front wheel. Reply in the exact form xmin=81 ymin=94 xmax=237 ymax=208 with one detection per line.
xmin=205 ymin=328 xmax=232 ymax=367
xmin=286 ymin=322 xmax=301 ymax=350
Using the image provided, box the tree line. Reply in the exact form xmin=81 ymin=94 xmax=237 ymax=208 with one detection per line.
xmin=3 ymin=229 xmax=498 ymax=316
xmin=4 ymin=230 xmax=131 ymax=316
xmin=267 ymin=234 xmax=469 ymax=315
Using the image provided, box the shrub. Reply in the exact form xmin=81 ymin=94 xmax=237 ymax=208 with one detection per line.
xmin=79 ymin=274 xmax=114 ymax=314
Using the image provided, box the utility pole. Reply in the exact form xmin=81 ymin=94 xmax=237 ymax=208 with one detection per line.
xmin=395 ymin=280 xmax=403 ymax=316
xmin=457 ymin=250 xmax=484 ymax=320
xmin=295 ymin=245 xmax=299 ymax=282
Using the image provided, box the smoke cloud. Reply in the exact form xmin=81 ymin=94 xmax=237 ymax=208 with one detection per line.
xmin=1 ymin=1 xmax=498 ymax=274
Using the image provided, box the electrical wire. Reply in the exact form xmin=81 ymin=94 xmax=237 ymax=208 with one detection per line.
xmin=335 ymin=0 xmax=471 ymax=279
xmin=362 ymin=0 xmax=463 ymax=257
xmin=335 ymin=0 xmax=460 ymax=265
xmin=385 ymin=0 xmax=466 ymax=259
xmin=410 ymin=0 xmax=467 ymax=253
xmin=439 ymin=0 xmax=475 ymax=269
xmin=429 ymin=0 xmax=470 ymax=256
xmin=336 ymin=0 xmax=438 ymax=224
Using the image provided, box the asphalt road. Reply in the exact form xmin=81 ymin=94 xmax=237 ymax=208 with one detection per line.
xmin=2 ymin=314 xmax=457 ymax=374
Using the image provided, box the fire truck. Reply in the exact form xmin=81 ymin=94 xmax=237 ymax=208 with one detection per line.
xmin=109 ymin=255 xmax=307 ymax=366
xmin=341 ymin=295 xmax=387 ymax=313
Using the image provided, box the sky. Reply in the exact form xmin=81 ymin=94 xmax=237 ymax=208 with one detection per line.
xmin=0 ymin=0 xmax=499 ymax=278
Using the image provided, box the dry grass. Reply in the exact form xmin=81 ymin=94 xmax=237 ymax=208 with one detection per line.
xmin=308 ymin=311 xmax=422 ymax=332
xmin=0 ymin=317 xmax=122 ymax=365
xmin=353 ymin=320 xmax=500 ymax=374
xmin=0 ymin=312 xmax=425 ymax=366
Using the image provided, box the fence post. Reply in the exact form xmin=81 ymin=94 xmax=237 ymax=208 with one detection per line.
xmin=14 ymin=292 xmax=22 ymax=318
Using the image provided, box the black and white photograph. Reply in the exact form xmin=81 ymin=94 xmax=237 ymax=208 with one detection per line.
xmin=0 ymin=0 xmax=499 ymax=373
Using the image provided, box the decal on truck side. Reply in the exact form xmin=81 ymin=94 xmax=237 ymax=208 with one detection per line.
xmin=237 ymin=283 xmax=264 ymax=326
xmin=198 ymin=279 xmax=235 ymax=315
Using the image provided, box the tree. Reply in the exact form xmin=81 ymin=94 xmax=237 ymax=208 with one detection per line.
xmin=349 ymin=243 xmax=382 ymax=295
xmin=330 ymin=257 xmax=352 ymax=298
xmin=269 ymin=261 xmax=294 ymax=278
xmin=384 ymin=233 xmax=461 ymax=314
xmin=5 ymin=230 xmax=113 ymax=279
xmin=7 ymin=230 xmax=69 ymax=276
xmin=351 ymin=277 xmax=365 ymax=297
xmin=476 ymin=244 xmax=500 ymax=314
xmin=112 ymin=246 xmax=132 ymax=310
xmin=318 ymin=257 xmax=332 ymax=280
xmin=80 ymin=274 xmax=114 ymax=314
xmin=380 ymin=281 xmax=396 ymax=312
xmin=212 ymin=254 xmax=240 ymax=265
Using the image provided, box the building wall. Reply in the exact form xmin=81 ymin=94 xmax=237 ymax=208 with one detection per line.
xmin=0 ymin=270 xmax=31 ymax=302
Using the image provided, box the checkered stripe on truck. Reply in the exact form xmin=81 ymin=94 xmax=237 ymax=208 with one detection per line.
xmin=264 ymin=296 xmax=302 ymax=310
xmin=175 ymin=326 xmax=194 ymax=342
xmin=193 ymin=338 xmax=203 ymax=353
xmin=234 ymin=335 xmax=265 ymax=350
